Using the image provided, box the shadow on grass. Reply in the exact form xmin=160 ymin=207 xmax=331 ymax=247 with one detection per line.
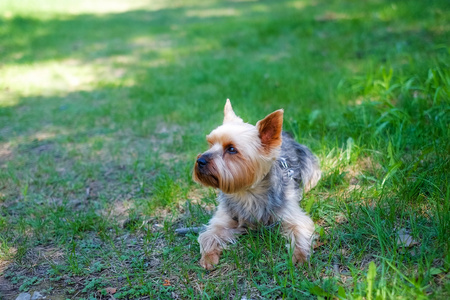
xmin=1 ymin=0 xmax=447 ymax=141
xmin=1 ymin=0 xmax=447 ymax=65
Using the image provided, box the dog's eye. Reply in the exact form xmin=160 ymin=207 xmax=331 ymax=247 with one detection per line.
xmin=227 ymin=146 xmax=238 ymax=154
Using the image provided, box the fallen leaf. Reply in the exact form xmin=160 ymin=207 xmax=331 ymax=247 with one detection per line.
xmin=163 ymin=279 xmax=171 ymax=286
xmin=105 ymin=287 xmax=117 ymax=294
xmin=397 ymin=228 xmax=419 ymax=248
xmin=313 ymin=240 xmax=325 ymax=249
xmin=335 ymin=214 xmax=348 ymax=224
xmin=338 ymin=248 xmax=348 ymax=256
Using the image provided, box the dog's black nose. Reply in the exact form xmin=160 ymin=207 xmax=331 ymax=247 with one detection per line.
xmin=197 ymin=157 xmax=208 ymax=168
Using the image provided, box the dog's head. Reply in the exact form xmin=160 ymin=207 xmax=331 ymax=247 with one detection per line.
xmin=193 ymin=99 xmax=283 ymax=194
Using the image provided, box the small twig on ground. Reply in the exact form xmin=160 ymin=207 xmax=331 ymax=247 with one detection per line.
xmin=174 ymin=226 xmax=206 ymax=235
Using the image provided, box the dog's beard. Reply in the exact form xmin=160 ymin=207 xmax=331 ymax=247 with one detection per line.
xmin=194 ymin=163 xmax=220 ymax=189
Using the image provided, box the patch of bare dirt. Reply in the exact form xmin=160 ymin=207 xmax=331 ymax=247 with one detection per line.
xmin=0 ymin=142 xmax=13 ymax=164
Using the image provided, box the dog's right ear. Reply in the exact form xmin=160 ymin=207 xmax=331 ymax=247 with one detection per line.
xmin=256 ymin=109 xmax=284 ymax=152
xmin=223 ymin=99 xmax=243 ymax=123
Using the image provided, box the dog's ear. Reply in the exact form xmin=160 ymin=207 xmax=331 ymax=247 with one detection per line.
xmin=223 ymin=99 xmax=243 ymax=123
xmin=256 ymin=109 xmax=284 ymax=150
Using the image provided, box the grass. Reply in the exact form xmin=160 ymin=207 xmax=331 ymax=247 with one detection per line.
xmin=0 ymin=0 xmax=449 ymax=298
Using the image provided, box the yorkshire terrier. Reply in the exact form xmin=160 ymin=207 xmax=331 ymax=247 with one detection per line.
xmin=193 ymin=99 xmax=321 ymax=270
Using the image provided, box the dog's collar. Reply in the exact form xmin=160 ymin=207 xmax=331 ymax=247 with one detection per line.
xmin=280 ymin=157 xmax=289 ymax=169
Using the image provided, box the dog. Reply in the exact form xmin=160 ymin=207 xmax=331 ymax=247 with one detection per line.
xmin=193 ymin=99 xmax=321 ymax=269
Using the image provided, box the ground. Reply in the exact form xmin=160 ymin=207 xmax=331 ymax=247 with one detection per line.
xmin=0 ymin=0 xmax=449 ymax=299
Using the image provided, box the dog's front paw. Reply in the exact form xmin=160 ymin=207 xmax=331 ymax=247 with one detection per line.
xmin=292 ymin=247 xmax=308 ymax=264
xmin=200 ymin=249 xmax=221 ymax=270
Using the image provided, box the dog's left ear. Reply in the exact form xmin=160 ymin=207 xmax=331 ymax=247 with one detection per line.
xmin=256 ymin=109 xmax=284 ymax=150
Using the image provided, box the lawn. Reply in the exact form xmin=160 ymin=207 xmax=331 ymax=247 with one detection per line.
xmin=0 ymin=0 xmax=449 ymax=299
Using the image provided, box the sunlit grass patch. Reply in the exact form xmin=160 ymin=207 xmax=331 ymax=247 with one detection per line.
xmin=0 ymin=0 xmax=179 ymax=16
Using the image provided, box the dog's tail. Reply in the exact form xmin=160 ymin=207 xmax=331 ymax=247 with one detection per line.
xmin=294 ymin=143 xmax=321 ymax=193
xmin=281 ymin=132 xmax=321 ymax=193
